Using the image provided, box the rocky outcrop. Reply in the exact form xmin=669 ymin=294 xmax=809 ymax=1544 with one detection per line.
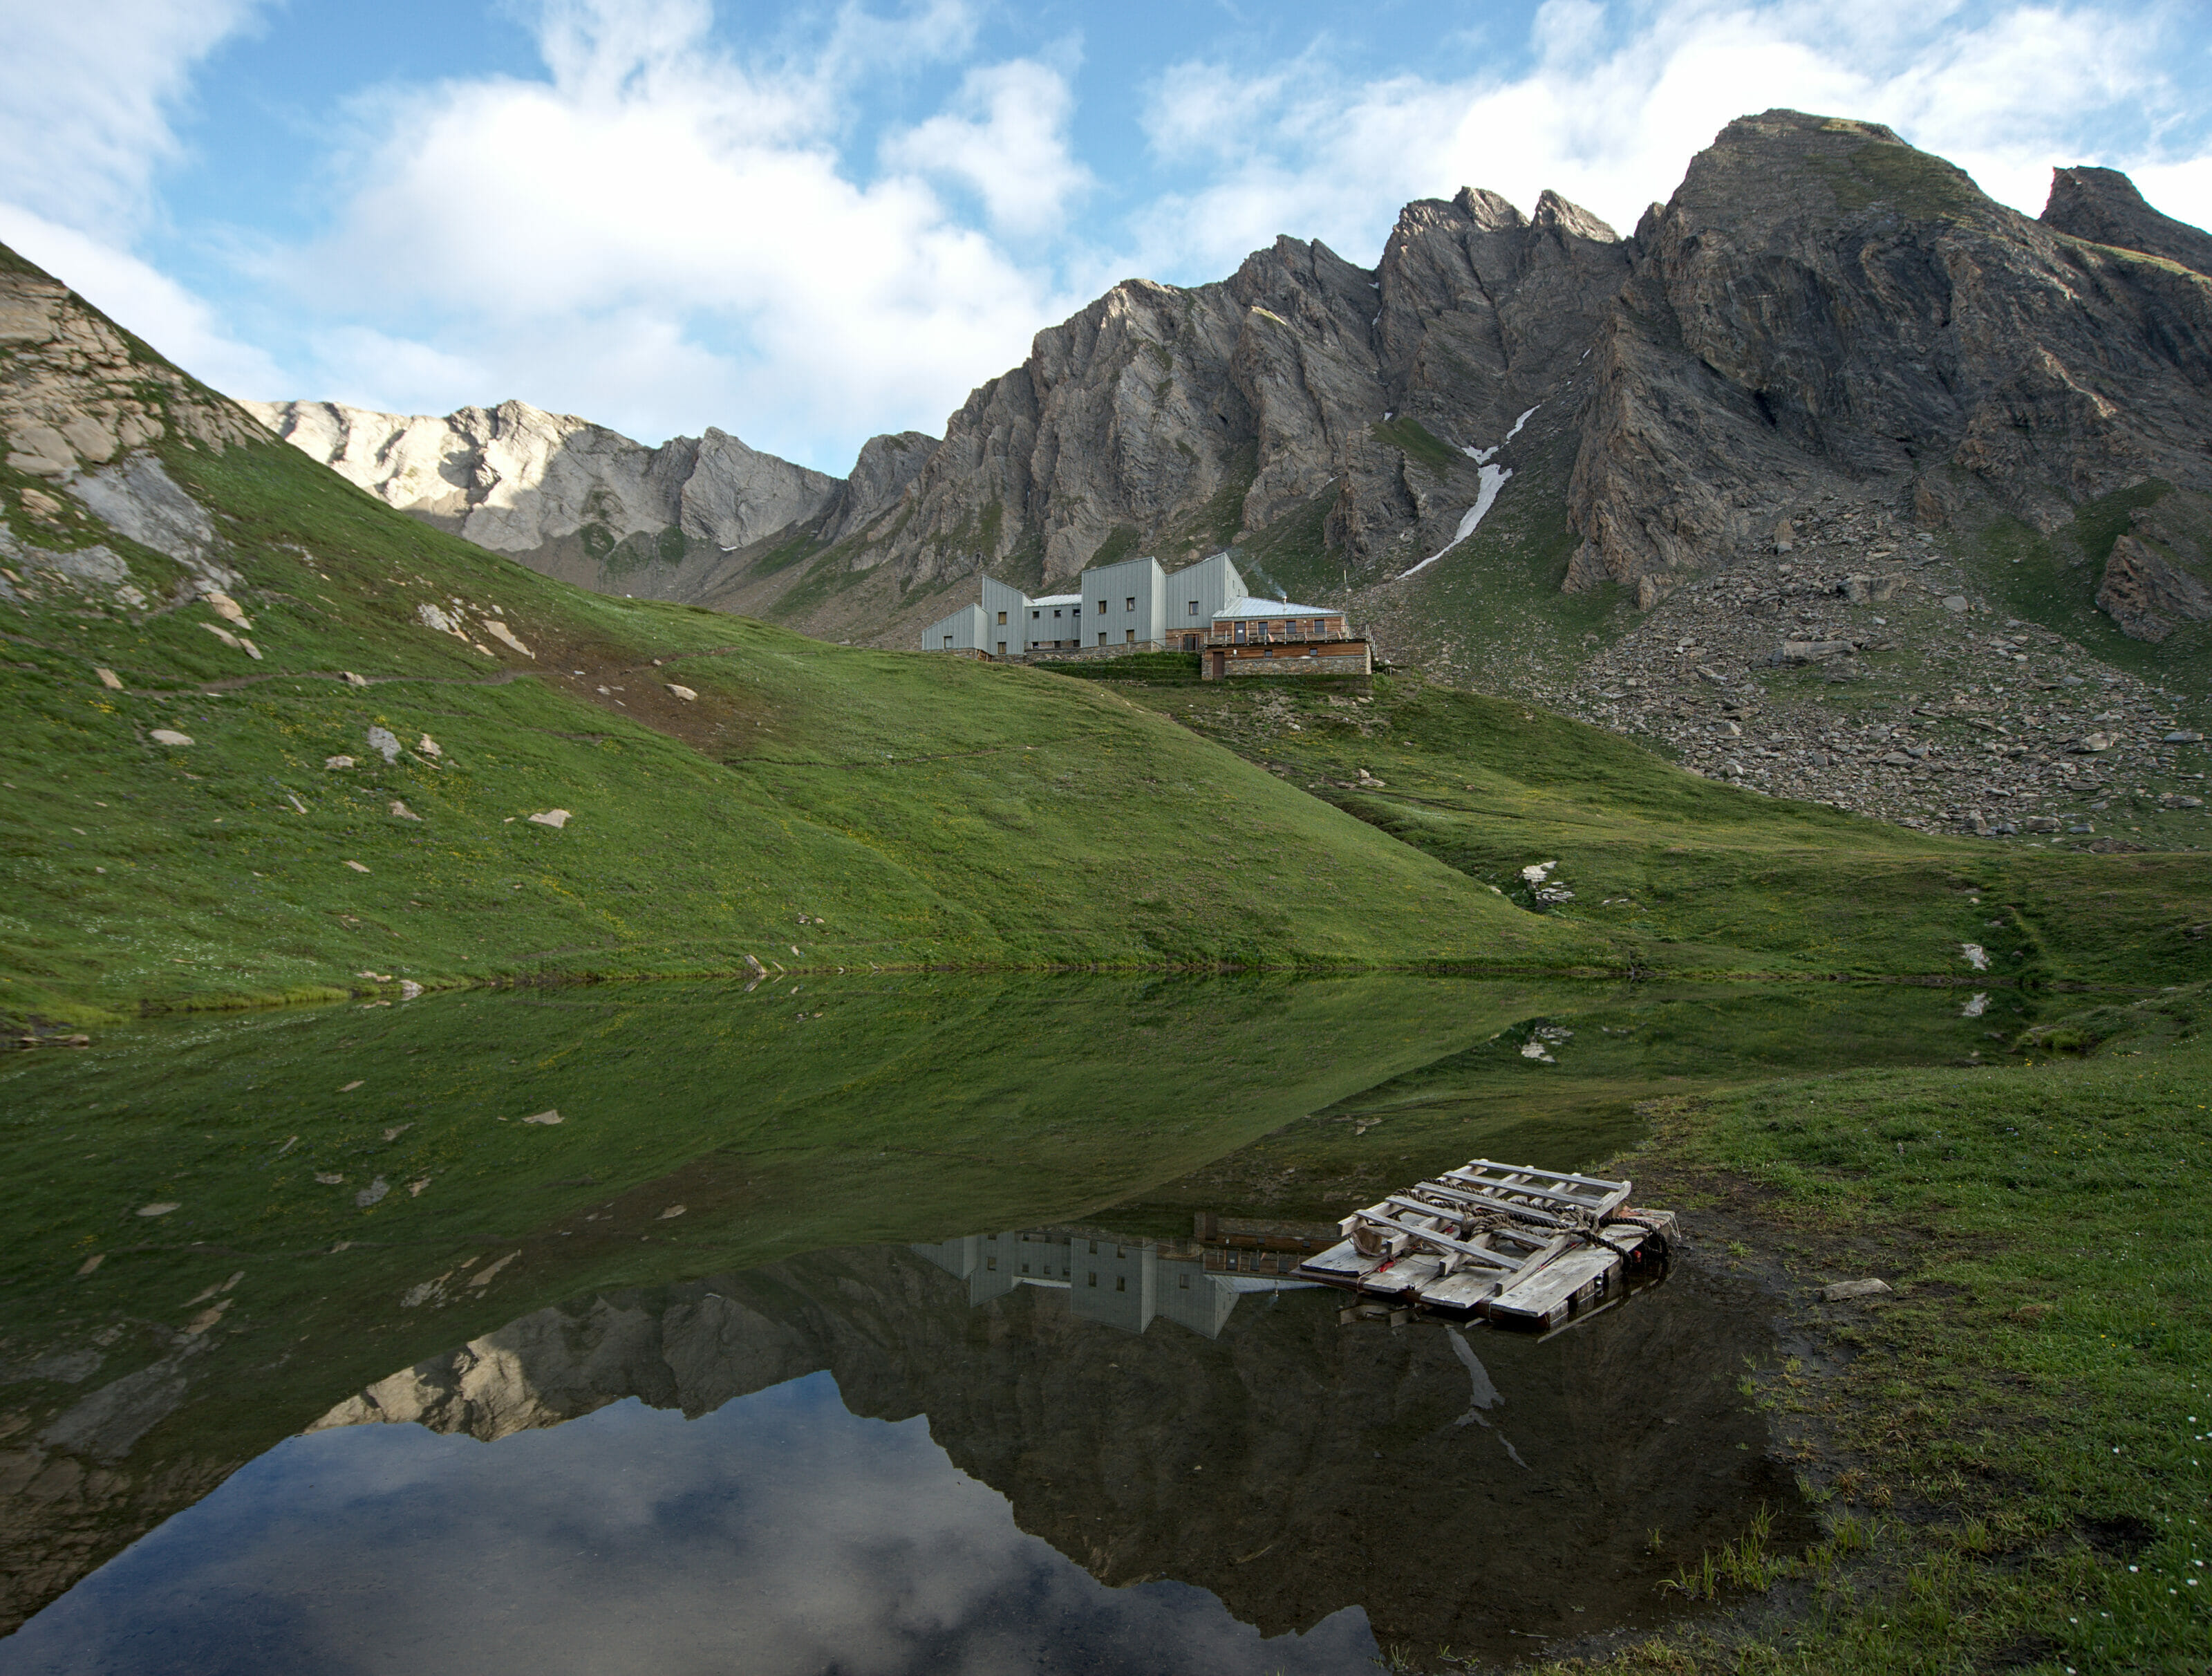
xmin=2098 ymin=532 xmax=2212 ymax=642
xmin=1565 ymin=113 xmax=2212 ymax=598
xmin=0 ymin=251 xmax=262 ymax=614
xmin=817 ymin=429 xmax=939 ymax=544
xmin=2042 ymin=165 xmax=2212 ymax=279
xmin=1 ymin=254 xmax=265 ymax=483
xmin=843 ymin=187 xmax=1630 ymax=598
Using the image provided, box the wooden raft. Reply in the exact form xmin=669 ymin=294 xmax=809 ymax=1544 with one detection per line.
xmin=1295 ymin=1158 xmax=1676 ymax=1330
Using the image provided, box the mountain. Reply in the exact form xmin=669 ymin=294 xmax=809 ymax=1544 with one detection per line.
xmin=251 ymin=112 xmax=2212 ymax=845
xmin=0 ymin=236 xmax=1613 ymax=1032
xmin=243 ymin=396 xmax=935 ymax=611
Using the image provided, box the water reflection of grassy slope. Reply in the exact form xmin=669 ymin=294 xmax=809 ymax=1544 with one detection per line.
xmin=1 ymin=407 xmax=1591 ymax=1030
xmin=0 ymin=977 xmax=1530 ymax=1500
xmin=1116 ymin=673 xmax=2212 ymax=983
xmin=1105 ymin=980 xmax=2015 ymax=1236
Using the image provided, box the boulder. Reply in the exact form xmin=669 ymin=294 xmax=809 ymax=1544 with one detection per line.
xmin=527 ymin=808 xmax=571 ymax=829
xmin=2095 ymin=534 xmax=2212 ymax=642
xmin=1819 ymin=1278 xmax=1892 ymax=1302
xmin=149 ymin=728 xmax=192 ymax=745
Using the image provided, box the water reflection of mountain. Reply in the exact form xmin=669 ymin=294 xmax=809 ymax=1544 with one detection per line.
xmin=308 ymin=1232 xmax=1805 ymax=1659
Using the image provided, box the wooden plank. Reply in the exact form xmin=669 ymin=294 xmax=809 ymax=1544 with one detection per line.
xmin=1412 ymin=1269 xmax=1506 ymax=1313
xmin=1358 ymin=1253 xmax=1444 ymax=1297
xmin=1490 ymin=1246 xmax=1620 ymax=1327
xmin=1441 ymin=1167 xmax=1617 ymax=1213
xmin=1369 ymin=1199 xmax=1527 ymax=1269
xmin=1401 ymin=1179 xmax=1575 ymax=1233
xmin=1460 ymin=1159 xmax=1631 ymax=1195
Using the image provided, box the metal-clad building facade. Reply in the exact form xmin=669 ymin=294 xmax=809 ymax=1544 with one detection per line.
xmin=919 ymin=602 xmax=991 ymax=655
xmin=1163 ymin=552 xmax=1247 ymax=649
xmin=920 ymin=547 xmax=1271 ymax=661
xmin=980 ymin=575 xmax=1029 ymax=657
xmin=1079 ymin=555 xmax=1166 ymax=649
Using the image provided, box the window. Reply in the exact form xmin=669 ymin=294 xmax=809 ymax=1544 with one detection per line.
xmin=1020 ymin=1263 xmax=1029 ymax=1274
xmin=997 ymin=610 xmax=1006 ymax=624
xmin=1096 ymin=601 xmax=1106 ymax=615
xmin=1098 ymin=633 xmax=1107 ymax=646
xmin=997 ymin=642 xmax=1007 ymax=656
xmin=1178 ymin=1272 xmax=1190 ymax=1289
xmin=1088 ymin=1240 xmax=1098 ymax=1254
xmin=1053 ymin=608 xmax=1062 ymax=618
xmin=1116 ymin=1275 xmax=1127 ymax=1292
xmin=1031 ymin=609 xmax=1040 ymax=620
xmin=1125 ymin=596 xmax=1136 ymax=612
xmin=986 ymin=1256 xmax=996 ymax=1270
xmin=1188 ymin=601 xmax=1200 ymax=616
xmin=942 ymin=635 xmax=953 ymax=648
xmin=1087 ymin=1272 xmax=1098 ymax=1287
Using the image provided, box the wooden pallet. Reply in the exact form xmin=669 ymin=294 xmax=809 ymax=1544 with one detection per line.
xmin=1295 ymin=1157 xmax=1676 ymax=1330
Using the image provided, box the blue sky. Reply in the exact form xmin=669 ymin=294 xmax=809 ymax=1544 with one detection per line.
xmin=4 ymin=0 xmax=2210 ymax=475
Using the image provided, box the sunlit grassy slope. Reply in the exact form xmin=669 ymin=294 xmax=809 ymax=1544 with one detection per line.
xmin=1 ymin=425 xmax=1602 ymax=1026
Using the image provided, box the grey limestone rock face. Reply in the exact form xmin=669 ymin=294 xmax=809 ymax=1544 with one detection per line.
xmin=2097 ymin=532 xmax=2212 ymax=642
xmin=2042 ymin=165 xmax=2212 ymax=279
xmin=1565 ymin=112 xmax=2212 ymax=597
xmin=243 ymin=398 xmax=842 ymax=557
xmin=859 ymin=183 xmax=1631 ymax=597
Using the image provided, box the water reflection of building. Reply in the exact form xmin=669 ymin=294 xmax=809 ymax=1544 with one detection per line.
xmin=912 ymin=1218 xmax=1337 ymax=1340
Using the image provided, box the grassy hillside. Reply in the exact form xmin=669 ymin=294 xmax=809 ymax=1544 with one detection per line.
xmin=1 ymin=363 xmax=1606 ymax=1027
xmin=1100 ymin=670 xmax=2212 ymax=984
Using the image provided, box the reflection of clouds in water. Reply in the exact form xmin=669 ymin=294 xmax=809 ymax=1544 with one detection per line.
xmin=3 ymin=1372 xmax=1372 ymax=1676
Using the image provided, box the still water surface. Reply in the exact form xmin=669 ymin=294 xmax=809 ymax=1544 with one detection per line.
xmin=0 ymin=974 xmax=2014 ymax=1670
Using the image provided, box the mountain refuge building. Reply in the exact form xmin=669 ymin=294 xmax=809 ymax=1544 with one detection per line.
xmin=921 ymin=551 xmax=1371 ymax=680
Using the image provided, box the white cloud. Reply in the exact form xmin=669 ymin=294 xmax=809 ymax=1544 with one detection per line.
xmin=1133 ymin=0 xmax=2212 ymax=277
xmin=0 ymin=203 xmax=286 ymax=397
xmin=263 ymin=1 xmax=1081 ymax=466
xmin=0 ymin=0 xmax=268 ymax=234
xmin=883 ymin=59 xmax=1093 ymax=236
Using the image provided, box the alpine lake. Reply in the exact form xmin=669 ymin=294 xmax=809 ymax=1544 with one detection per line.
xmin=0 ymin=973 xmax=2023 ymax=1673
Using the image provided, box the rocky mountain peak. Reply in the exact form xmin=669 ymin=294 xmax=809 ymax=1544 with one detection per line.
xmin=1531 ymin=189 xmax=1618 ymax=242
xmin=2041 ymin=164 xmax=2212 ymax=278
xmin=1449 ymin=186 xmax=1524 ymax=232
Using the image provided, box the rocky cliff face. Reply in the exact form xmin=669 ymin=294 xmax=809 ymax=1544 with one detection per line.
xmin=827 ymin=185 xmax=1630 ymax=604
xmin=1564 ymin=112 xmax=2212 ymax=599
xmin=242 ymin=397 xmax=934 ymax=609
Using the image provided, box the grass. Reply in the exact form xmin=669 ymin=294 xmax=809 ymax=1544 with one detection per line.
xmin=1516 ymin=983 xmax=2212 ymax=1675
xmin=1374 ymin=417 xmax=1461 ymax=475
xmin=1 ymin=423 xmax=1608 ymax=1027
xmin=1114 ymin=670 xmax=2212 ymax=984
